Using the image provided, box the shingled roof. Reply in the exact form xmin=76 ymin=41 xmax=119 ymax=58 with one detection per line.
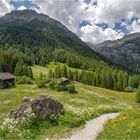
xmin=0 ymin=73 xmax=15 ymax=80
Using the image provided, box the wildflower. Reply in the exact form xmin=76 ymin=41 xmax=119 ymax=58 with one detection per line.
xmin=128 ymin=121 xmax=137 ymax=128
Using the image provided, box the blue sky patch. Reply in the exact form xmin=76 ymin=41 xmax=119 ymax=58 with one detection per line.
xmin=79 ymin=20 xmax=91 ymax=27
xmin=10 ymin=0 xmax=38 ymax=10
xmin=96 ymin=23 xmax=109 ymax=30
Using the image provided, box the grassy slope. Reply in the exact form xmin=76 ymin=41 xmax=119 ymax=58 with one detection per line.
xmin=97 ymin=107 xmax=140 ymax=139
xmin=31 ymin=65 xmax=48 ymax=79
xmin=0 ymin=64 xmax=139 ymax=139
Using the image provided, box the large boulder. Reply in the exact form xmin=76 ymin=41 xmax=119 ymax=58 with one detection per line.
xmin=9 ymin=95 xmax=63 ymax=119
xmin=31 ymin=96 xmax=63 ymax=119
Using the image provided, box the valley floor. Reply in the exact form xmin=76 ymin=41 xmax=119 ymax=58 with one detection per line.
xmin=0 ymin=82 xmax=139 ymax=139
xmin=0 ymin=65 xmax=139 ymax=139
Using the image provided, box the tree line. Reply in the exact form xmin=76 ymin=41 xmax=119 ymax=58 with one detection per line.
xmin=48 ymin=64 xmax=140 ymax=91
xmin=0 ymin=45 xmax=139 ymax=92
xmin=0 ymin=47 xmax=33 ymax=79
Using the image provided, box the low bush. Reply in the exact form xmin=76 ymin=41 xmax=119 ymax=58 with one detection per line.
xmin=133 ymin=88 xmax=138 ymax=92
xmin=48 ymin=80 xmax=57 ymax=90
xmin=36 ymin=80 xmax=47 ymax=88
xmin=124 ymin=86 xmax=134 ymax=92
xmin=16 ymin=76 xmax=32 ymax=84
xmin=67 ymin=84 xmax=76 ymax=94
xmin=48 ymin=79 xmax=77 ymax=94
xmin=56 ymin=85 xmax=66 ymax=91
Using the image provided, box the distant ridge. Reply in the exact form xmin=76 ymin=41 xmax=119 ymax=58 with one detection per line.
xmin=87 ymin=33 xmax=140 ymax=73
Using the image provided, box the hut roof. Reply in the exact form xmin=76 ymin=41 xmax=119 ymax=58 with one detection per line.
xmin=0 ymin=72 xmax=15 ymax=80
xmin=58 ymin=77 xmax=70 ymax=85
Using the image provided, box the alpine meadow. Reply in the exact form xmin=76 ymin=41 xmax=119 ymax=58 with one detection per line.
xmin=0 ymin=1 xmax=140 ymax=140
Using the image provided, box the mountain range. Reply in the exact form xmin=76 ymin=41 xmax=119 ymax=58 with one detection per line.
xmin=88 ymin=33 xmax=140 ymax=73
xmin=0 ymin=10 xmax=99 ymax=59
xmin=0 ymin=10 xmax=139 ymax=74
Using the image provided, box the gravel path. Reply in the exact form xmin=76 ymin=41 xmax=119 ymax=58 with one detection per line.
xmin=61 ymin=113 xmax=120 ymax=140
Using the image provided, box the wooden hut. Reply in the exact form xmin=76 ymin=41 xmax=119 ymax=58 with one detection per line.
xmin=58 ymin=77 xmax=70 ymax=86
xmin=0 ymin=73 xmax=15 ymax=89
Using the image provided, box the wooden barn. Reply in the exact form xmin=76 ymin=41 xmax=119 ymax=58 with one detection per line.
xmin=0 ymin=73 xmax=15 ymax=89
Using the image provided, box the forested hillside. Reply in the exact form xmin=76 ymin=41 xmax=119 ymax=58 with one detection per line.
xmin=0 ymin=10 xmax=140 ymax=92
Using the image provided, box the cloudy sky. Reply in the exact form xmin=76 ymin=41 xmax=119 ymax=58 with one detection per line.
xmin=0 ymin=0 xmax=140 ymax=44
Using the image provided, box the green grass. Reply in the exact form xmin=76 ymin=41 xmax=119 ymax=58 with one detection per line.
xmin=31 ymin=65 xmax=48 ymax=79
xmin=0 ymin=82 xmax=136 ymax=139
xmin=0 ymin=64 xmax=139 ymax=139
xmin=97 ymin=107 xmax=140 ymax=139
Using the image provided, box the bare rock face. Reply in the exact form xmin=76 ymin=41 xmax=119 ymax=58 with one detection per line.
xmin=9 ymin=96 xmax=63 ymax=119
xmin=87 ymin=33 xmax=140 ymax=73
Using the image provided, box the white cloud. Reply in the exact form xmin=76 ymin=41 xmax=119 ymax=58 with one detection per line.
xmin=0 ymin=0 xmax=13 ymax=16
xmin=80 ymin=24 xmax=124 ymax=43
xmin=17 ymin=6 xmax=27 ymax=11
xmin=130 ymin=19 xmax=140 ymax=33
xmin=29 ymin=0 xmax=140 ymax=43
xmin=30 ymin=0 xmax=87 ymax=33
xmin=0 ymin=0 xmax=140 ymax=43
xmin=85 ymin=0 xmax=140 ymax=25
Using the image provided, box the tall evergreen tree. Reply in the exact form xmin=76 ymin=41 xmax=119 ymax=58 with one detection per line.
xmin=62 ymin=65 xmax=68 ymax=78
xmin=14 ymin=61 xmax=21 ymax=76
xmin=39 ymin=72 xmax=43 ymax=80
xmin=123 ymin=72 xmax=129 ymax=90
xmin=136 ymin=85 xmax=140 ymax=103
xmin=117 ymin=71 xmax=124 ymax=91
xmin=28 ymin=66 xmax=33 ymax=79
xmin=48 ymin=69 xmax=53 ymax=79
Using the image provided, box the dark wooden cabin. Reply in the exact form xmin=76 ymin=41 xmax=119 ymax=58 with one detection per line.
xmin=0 ymin=73 xmax=15 ymax=89
xmin=58 ymin=77 xmax=70 ymax=86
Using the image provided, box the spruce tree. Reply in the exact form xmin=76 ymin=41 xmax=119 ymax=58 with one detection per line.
xmin=28 ymin=66 xmax=33 ymax=79
xmin=100 ymin=71 xmax=106 ymax=88
xmin=128 ymin=75 xmax=140 ymax=88
xmin=136 ymin=85 xmax=140 ymax=103
xmin=48 ymin=69 xmax=53 ymax=79
xmin=22 ymin=64 xmax=28 ymax=76
xmin=40 ymin=72 xmax=43 ymax=80
xmin=14 ymin=61 xmax=21 ymax=76
xmin=112 ymin=70 xmax=118 ymax=90
xmin=123 ymin=72 xmax=129 ymax=90
xmin=106 ymin=69 xmax=113 ymax=89
xmin=92 ymin=72 xmax=96 ymax=86
xmin=62 ymin=65 xmax=68 ymax=78
xmin=117 ymin=71 xmax=124 ymax=91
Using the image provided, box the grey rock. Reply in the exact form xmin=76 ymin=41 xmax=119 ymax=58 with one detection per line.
xmin=9 ymin=95 xmax=63 ymax=119
xmin=31 ymin=96 xmax=63 ymax=119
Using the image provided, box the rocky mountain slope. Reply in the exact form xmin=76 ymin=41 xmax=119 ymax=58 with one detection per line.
xmin=88 ymin=33 xmax=140 ymax=73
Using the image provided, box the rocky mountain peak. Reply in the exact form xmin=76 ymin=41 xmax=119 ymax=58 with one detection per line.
xmin=0 ymin=9 xmax=50 ymax=22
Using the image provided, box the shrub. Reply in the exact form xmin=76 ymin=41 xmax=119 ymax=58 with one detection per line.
xmin=16 ymin=76 xmax=32 ymax=84
xmin=133 ymin=88 xmax=138 ymax=92
xmin=36 ymin=80 xmax=46 ymax=88
xmin=136 ymin=86 xmax=140 ymax=103
xmin=124 ymin=86 xmax=134 ymax=92
xmin=67 ymin=84 xmax=76 ymax=94
xmin=48 ymin=80 xmax=57 ymax=90
xmin=56 ymin=84 xmax=68 ymax=91
xmin=56 ymin=85 xmax=65 ymax=91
